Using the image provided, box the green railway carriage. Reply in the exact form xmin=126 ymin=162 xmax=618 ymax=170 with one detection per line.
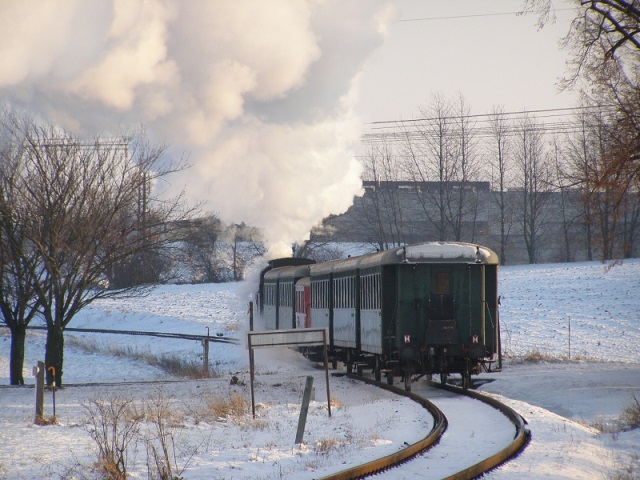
xmin=372 ymin=243 xmax=500 ymax=389
xmin=258 ymin=242 xmax=500 ymax=390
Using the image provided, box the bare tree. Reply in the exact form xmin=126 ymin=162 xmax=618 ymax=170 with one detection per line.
xmin=358 ymin=140 xmax=408 ymax=249
xmin=526 ymin=1 xmax=640 ymax=178
xmin=292 ymin=223 xmax=347 ymax=261
xmin=488 ymin=106 xmax=515 ymax=264
xmin=0 ymin=118 xmax=42 ymax=384
xmin=401 ymin=94 xmax=483 ymax=242
xmin=514 ymin=114 xmax=553 ymax=263
xmin=549 ymin=134 xmax=585 ymax=262
xmin=402 ymin=94 xmax=452 ymax=241
xmin=620 ymin=186 xmax=640 ymax=258
xmin=180 ymin=216 xmax=225 ymax=283
xmin=229 ymin=223 xmax=263 ymax=280
xmin=522 ymin=0 xmax=640 ymax=60
xmin=2 ymin=112 xmax=192 ymax=386
xmin=447 ymin=94 xmax=483 ymax=241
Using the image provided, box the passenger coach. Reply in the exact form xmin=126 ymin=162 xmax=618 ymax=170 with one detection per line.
xmin=258 ymin=242 xmax=500 ymax=390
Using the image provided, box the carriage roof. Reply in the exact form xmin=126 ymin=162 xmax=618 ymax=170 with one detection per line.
xmin=263 ymin=263 xmax=312 ymax=281
xmin=311 ymin=242 xmax=498 ymax=275
xmin=265 ymin=242 xmax=498 ymax=280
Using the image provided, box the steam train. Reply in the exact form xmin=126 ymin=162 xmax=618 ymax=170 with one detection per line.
xmin=258 ymin=242 xmax=501 ymax=390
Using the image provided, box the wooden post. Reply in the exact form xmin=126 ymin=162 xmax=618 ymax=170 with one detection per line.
xmin=203 ymin=326 xmax=210 ymax=378
xmin=202 ymin=340 xmax=210 ymax=377
xmin=34 ymin=361 xmax=44 ymax=424
xmin=568 ymin=315 xmax=571 ymax=359
xmin=295 ymin=376 xmax=314 ymax=444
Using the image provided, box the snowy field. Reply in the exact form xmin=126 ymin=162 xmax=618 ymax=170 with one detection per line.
xmin=1 ymin=259 xmax=639 ymax=479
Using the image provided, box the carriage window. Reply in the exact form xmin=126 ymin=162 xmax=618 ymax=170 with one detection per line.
xmin=264 ymin=283 xmax=276 ymax=306
xmin=279 ymin=282 xmax=293 ymax=307
xmin=333 ymin=276 xmax=355 ymax=309
xmin=432 ymin=272 xmax=451 ymax=295
xmin=360 ymin=272 xmax=381 ymax=310
xmin=312 ymin=279 xmax=329 ymax=309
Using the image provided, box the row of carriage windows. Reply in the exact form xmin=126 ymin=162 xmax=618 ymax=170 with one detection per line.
xmin=265 ymin=270 xmax=452 ymax=311
xmin=267 ymin=273 xmax=382 ymax=311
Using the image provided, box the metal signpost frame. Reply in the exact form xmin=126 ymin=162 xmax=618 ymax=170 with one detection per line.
xmin=247 ymin=328 xmax=332 ymax=419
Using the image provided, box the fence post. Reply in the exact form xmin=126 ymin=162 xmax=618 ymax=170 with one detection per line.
xmin=568 ymin=315 xmax=571 ymax=359
xmin=33 ymin=361 xmax=45 ymax=424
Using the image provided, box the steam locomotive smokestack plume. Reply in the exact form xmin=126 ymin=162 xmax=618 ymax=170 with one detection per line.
xmin=0 ymin=1 xmax=394 ymax=258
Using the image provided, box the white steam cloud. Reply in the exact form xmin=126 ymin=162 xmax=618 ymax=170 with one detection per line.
xmin=0 ymin=0 xmax=393 ymax=257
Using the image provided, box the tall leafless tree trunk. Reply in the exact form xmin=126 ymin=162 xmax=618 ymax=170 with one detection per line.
xmin=400 ymin=93 xmax=482 ymax=242
xmin=356 ymin=140 xmax=406 ymax=250
xmin=488 ymin=107 xmax=514 ymax=264
xmin=446 ymin=95 xmax=482 ymax=241
xmin=515 ymin=113 xmax=553 ymax=264
xmin=0 ymin=110 xmax=44 ymax=385
xmin=401 ymin=94 xmax=452 ymax=241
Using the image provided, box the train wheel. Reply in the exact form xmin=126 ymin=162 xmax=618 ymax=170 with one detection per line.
xmin=346 ymin=351 xmax=353 ymax=374
xmin=386 ymin=370 xmax=394 ymax=385
xmin=374 ymin=357 xmax=382 ymax=382
xmin=404 ymin=370 xmax=412 ymax=392
xmin=462 ymin=361 xmax=472 ymax=390
xmin=440 ymin=373 xmax=448 ymax=385
xmin=462 ymin=370 xmax=471 ymax=390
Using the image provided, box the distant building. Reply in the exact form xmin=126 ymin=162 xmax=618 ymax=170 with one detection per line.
xmin=320 ymin=181 xmax=639 ymax=264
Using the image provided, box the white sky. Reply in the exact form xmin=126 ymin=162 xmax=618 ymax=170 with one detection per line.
xmin=356 ymin=0 xmax=578 ymax=126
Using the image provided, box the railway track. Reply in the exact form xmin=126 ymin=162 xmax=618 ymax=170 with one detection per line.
xmin=317 ymin=374 xmax=530 ymax=480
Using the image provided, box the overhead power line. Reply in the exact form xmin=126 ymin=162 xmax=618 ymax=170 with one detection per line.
xmin=362 ymin=105 xmax=620 ymax=143
xmin=367 ymin=105 xmax=617 ymax=127
xmin=398 ymin=8 xmax=576 ymax=23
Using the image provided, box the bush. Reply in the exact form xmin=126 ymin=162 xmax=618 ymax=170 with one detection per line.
xmin=620 ymin=395 xmax=640 ymax=431
xmin=205 ymin=393 xmax=248 ymax=420
xmin=83 ymin=396 xmax=144 ymax=480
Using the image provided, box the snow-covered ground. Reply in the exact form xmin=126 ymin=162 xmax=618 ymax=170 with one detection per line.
xmin=1 ymin=259 xmax=639 ymax=479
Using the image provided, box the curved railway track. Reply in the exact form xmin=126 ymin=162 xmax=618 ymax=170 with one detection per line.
xmin=317 ymin=374 xmax=530 ymax=480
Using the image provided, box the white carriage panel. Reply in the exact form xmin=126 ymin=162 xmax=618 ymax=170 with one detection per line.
xmin=333 ymin=308 xmax=356 ymax=348
xmin=360 ymin=309 xmax=383 ymax=354
xmin=278 ymin=306 xmax=293 ymax=330
xmin=263 ymin=305 xmax=277 ymax=330
xmin=310 ymin=308 xmax=330 ymax=330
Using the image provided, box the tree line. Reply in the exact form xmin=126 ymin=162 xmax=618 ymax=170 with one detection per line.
xmin=353 ymin=98 xmax=638 ymax=264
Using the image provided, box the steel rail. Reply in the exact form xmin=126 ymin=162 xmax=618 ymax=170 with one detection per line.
xmin=317 ymin=375 xmax=529 ymax=480
xmin=434 ymin=381 xmax=531 ymax=480
xmin=315 ymin=373 xmax=447 ymax=480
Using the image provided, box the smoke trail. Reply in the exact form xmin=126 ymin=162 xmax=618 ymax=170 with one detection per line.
xmin=0 ymin=0 xmax=393 ymax=256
